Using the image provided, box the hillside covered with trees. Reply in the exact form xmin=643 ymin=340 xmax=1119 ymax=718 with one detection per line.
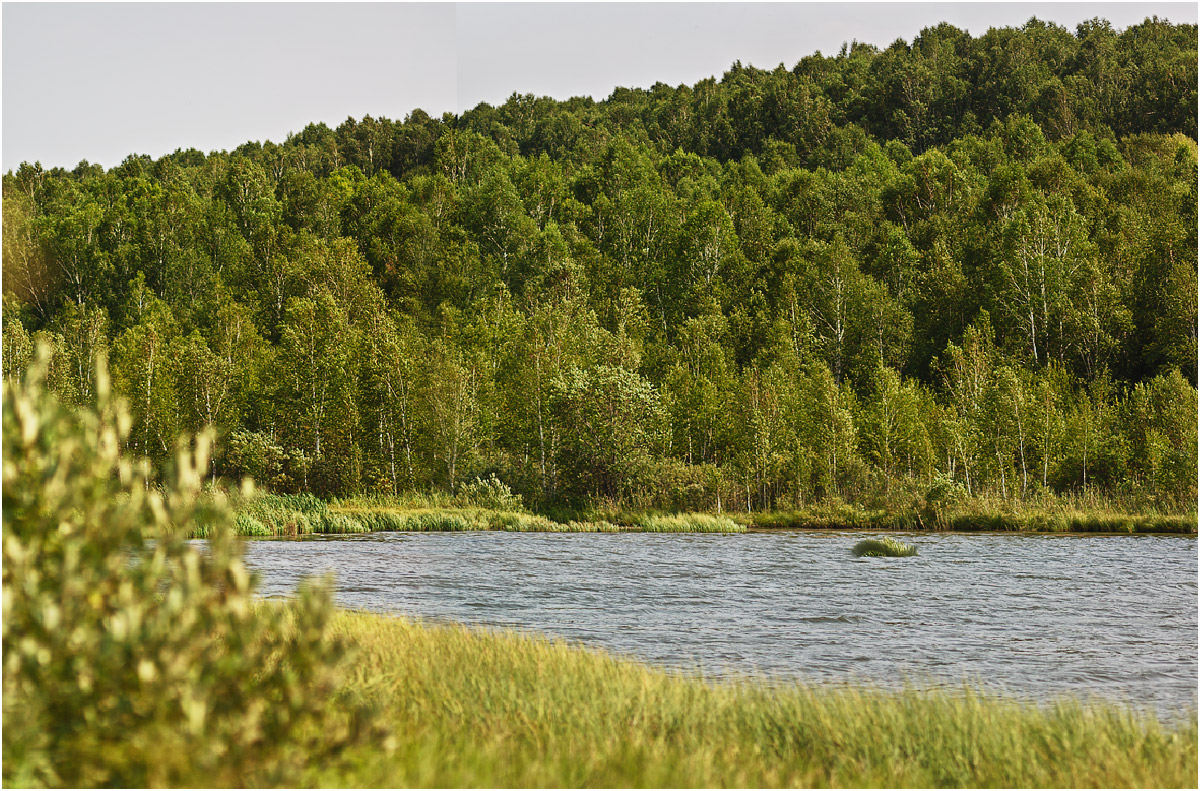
xmin=3 ymin=17 xmax=1196 ymax=513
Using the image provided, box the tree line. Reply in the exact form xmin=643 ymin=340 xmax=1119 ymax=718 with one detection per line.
xmin=3 ymin=17 xmax=1196 ymax=512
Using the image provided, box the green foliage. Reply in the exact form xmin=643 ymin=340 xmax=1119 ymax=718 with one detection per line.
xmin=852 ymin=537 xmax=919 ymax=557
xmin=455 ymin=472 xmax=523 ymax=510
xmin=551 ymin=364 xmax=666 ymax=503
xmin=2 ymin=18 xmax=1196 ymax=516
xmin=225 ymin=429 xmax=298 ymax=492
xmin=2 ymin=351 xmax=382 ymax=786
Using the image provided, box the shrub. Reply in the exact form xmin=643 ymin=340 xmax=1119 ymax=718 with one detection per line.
xmin=2 ymin=351 xmax=383 ymax=786
xmin=455 ymin=473 xmax=523 ymax=511
xmin=925 ymin=472 xmax=967 ymax=508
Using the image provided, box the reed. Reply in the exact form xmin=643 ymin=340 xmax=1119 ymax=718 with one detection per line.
xmin=852 ymin=537 xmax=919 ymax=557
xmin=633 ymin=512 xmax=745 ymax=533
xmin=209 ymin=496 xmax=748 ymax=537
xmin=211 ymin=493 xmax=1193 ymax=538
xmin=734 ymin=502 xmax=1196 ymax=534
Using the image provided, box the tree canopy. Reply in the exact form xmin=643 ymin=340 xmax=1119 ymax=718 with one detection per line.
xmin=4 ymin=17 xmax=1196 ymax=511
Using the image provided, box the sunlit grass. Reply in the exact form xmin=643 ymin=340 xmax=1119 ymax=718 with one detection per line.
xmin=205 ymin=494 xmax=748 ymax=537
xmin=206 ymin=491 xmax=1194 ymax=539
xmin=304 ymin=610 xmax=1198 ymax=788
xmin=734 ymin=500 xmax=1196 ymax=534
xmin=633 ymin=512 xmax=743 ymax=533
xmin=852 ymin=537 xmax=918 ymax=557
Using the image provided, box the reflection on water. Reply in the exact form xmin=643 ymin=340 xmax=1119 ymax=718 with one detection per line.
xmin=236 ymin=530 xmax=1197 ymax=715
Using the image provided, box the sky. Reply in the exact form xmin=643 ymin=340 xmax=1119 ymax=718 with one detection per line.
xmin=3 ymin=2 xmax=1196 ymax=170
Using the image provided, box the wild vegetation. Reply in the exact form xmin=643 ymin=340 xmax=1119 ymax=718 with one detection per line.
xmin=2 ymin=355 xmax=1193 ymax=786
xmin=852 ymin=537 xmax=918 ymax=557
xmin=208 ymin=489 xmax=745 ymax=537
xmin=3 ymin=17 xmax=1197 ymax=523
xmin=4 ymin=284 xmax=1195 ymax=786
xmin=318 ymin=611 xmax=1196 ymax=788
xmin=1 ymin=354 xmax=381 ymax=787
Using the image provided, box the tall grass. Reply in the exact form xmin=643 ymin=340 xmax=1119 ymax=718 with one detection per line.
xmin=733 ymin=500 xmax=1196 ymax=534
xmin=853 ymin=537 xmax=918 ymax=557
xmin=308 ymin=611 xmax=1198 ymax=788
xmin=633 ymin=512 xmax=743 ymax=533
xmin=210 ymin=488 xmax=1193 ymax=539
xmin=191 ymin=491 xmax=329 ymax=537
xmin=210 ymin=496 xmax=748 ymax=537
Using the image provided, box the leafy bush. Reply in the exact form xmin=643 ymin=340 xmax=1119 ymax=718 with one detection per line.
xmin=2 ymin=351 xmax=383 ymax=786
xmin=853 ymin=537 xmax=919 ymax=557
xmin=925 ymin=473 xmax=967 ymax=508
xmin=455 ymin=473 xmax=524 ymax=511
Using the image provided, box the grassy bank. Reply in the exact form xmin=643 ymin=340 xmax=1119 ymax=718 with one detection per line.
xmin=729 ymin=501 xmax=1197 ymax=534
xmin=203 ymin=492 xmax=1195 ymax=538
xmin=196 ymin=493 xmax=745 ymax=537
xmin=304 ymin=610 xmax=1197 ymax=787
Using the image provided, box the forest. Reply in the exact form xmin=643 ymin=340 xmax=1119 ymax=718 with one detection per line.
xmin=3 ymin=17 xmax=1197 ymax=515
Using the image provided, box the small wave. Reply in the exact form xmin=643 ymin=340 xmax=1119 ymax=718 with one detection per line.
xmin=799 ymin=614 xmax=861 ymax=623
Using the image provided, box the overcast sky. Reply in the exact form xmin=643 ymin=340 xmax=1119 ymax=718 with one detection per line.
xmin=3 ymin=2 xmax=1196 ymax=170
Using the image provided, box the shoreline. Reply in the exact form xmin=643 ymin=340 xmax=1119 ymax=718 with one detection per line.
xmin=205 ymin=494 xmax=1198 ymax=538
xmin=732 ymin=512 xmax=1198 ymax=535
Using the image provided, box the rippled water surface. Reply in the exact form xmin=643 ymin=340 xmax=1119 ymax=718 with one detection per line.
xmin=241 ymin=531 xmax=1197 ymax=714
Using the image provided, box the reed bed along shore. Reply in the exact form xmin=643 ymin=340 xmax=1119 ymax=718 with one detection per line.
xmin=193 ymin=493 xmax=746 ymax=537
xmin=302 ymin=610 xmax=1198 ymax=788
xmin=734 ymin=504 xmax=1197 ymax=534
xmin=202 ymin=492 xmax=1196 ymax=538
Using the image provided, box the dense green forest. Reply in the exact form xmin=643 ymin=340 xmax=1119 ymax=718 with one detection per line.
xmin=3 ymin=17 xmax=1197 ymax=513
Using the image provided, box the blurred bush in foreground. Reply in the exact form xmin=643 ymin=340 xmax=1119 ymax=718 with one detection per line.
xmin=2 ymin=350 xmax=382 ymax=787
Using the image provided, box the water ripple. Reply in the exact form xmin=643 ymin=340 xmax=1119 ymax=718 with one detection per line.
xmin=236 ymin=530 xmax=1198 ymax=715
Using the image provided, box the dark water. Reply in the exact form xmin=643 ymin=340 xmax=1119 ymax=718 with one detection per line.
xmin=240 ymin=530 xmax=1197 ymax=715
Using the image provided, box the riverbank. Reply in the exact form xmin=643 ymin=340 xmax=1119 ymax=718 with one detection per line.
xmin=726 ymin=503 xmax=1198 ymax=534
xmin=192 ymin=493 xmax=745 ymax=537
xmin=301 ymin=609 xmax=1196 ymax=787
xmin=200 ymin=493 xmax=1196 ymax=538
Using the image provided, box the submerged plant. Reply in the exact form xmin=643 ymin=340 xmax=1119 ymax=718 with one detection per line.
xmin=852 ymin=537 xmax=918 ymax=557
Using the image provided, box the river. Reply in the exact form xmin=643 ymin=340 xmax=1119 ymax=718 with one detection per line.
xmin=241 ymin=530 xmax=1197 ymax=717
